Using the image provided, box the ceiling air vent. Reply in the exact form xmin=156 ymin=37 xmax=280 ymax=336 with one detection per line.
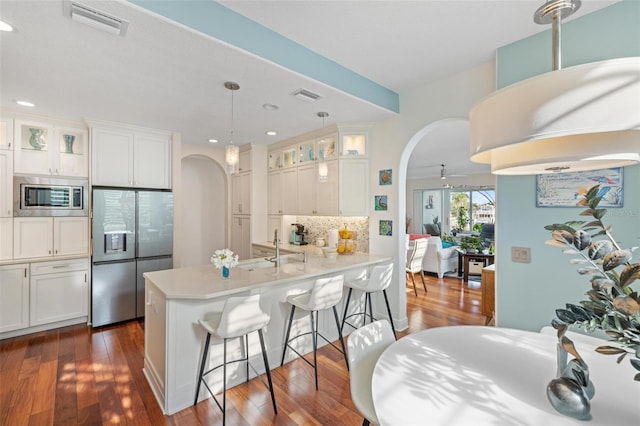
xmin=64 ymin=1 xmax=129 ymax=36
xmin=291 ymin=89 xmax=321 ymax=103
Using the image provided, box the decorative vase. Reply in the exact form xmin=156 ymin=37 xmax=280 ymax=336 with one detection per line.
xmin=222 ymin=266 xmax=230 ymax=278
xmin=28 ymin=128 xmax=46 ymax=150
xmin=63 ymin=134 xmax=75 ymax=153
xmin=546 ymin=337 xmax=594 ymax=420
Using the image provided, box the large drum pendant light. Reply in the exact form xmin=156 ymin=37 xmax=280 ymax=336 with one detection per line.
xmin=470 ymin=0 xmax=640 ymax=175
xmin=224 ymin=81 xmax=240 ymax=174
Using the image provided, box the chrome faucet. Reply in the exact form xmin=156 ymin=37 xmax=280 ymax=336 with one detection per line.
xmin=268 ymin=229 xmax=281 ymax=267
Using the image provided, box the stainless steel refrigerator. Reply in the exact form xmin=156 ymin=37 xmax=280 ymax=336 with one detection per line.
xmin=91 ymin=188 xmax=173 ymax=327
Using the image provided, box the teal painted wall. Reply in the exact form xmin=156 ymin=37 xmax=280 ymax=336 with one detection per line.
xmin=494 ymin=0 xmax=640 ymax=331
xmin=497 ymin=0 xmax=640 ymax=88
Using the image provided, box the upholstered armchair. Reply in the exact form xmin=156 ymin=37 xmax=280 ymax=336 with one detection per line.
xmin=422 ymin=236 xmax=458 ymax=278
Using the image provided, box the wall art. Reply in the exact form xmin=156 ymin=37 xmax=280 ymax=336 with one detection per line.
xmin=379 ymin=220 xmax=392 ymax=236
xmin=379 ymin=169 xmax=392 ymax=185
xmin=374 ymin=195 xmax=388 ymax=211
xmin=536 ymin=167 xmax=623 ymax=208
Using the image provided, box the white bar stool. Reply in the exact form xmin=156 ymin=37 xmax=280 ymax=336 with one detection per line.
xmin=341 ymin=263 xmax=397 ymax=338
xmin=280 ymin=274 xmax=349 ymax=390
xmin=194 ymin=294 xmax=277 ymax=424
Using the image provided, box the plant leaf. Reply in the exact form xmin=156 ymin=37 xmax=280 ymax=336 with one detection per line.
xmin=555 ymin=309 xmax=576 ymax=323
xmin=551 ymin=230 xmax=574 ymax=244
xmin=630 ymin=358 xmax=640 ymax=372
xmin=595 ymin=345 xmax=626 ymax=355
xmin=588 ymin=240 xmax=614 ymax=260
xmin=545 ymin=240 xmax=567 ymax=248
xmin=577 ymin=267 xmax=599 ymax=275
xmin=602 ymin=250 xmax=632 ymax=271
xmin=582 ymin=220 xmax=604 ymax=228
xmin=619 ymin=263 xmax=640 ymax=288
xmin=592 ymin=209 xmax=607 ymax=220
xmin=569 ymin=258 xmax=589 ymax=264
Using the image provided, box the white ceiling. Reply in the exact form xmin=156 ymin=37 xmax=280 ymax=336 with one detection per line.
xmin=0 ymin=0 xmax=619 ymax=180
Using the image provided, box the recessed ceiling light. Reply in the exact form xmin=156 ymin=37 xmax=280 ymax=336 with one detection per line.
xmin=263 ymin=103 xmax=279 ymax=111
xmin=208 ymin=139 xmax=218 ymax=143
xmin=16 ymin=100 xmax=35 ymax=107
xmin=266 ymin=131 xmax=277 ymax=136
xmin=0 ymin=20 xmax=14 ymax=32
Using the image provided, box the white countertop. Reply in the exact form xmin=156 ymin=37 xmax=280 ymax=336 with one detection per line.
xmin=372 ymin=326 xmax=639 ymax=426
xmin=144 ymin=252 xmax=390 ymax=300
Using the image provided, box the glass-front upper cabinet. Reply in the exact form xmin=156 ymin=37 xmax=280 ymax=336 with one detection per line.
xmin=55 ymin=127 xmax=88 ymax=177
xmin=14 ymin=120 xmax=87 ymax=177
xmin=317 ymin=134 xmax=337 ymax=161
xmin=298 ymin=140 xmax=315 ymax=163
xmin=268 ymin=151 xmax=282 ymax=170
xmin=14 ymin=119 xmax=53 ymax=175
xmin=282 ymin=146 xmax=297 ymax=168
xmin=341 ymin=133 xmax=367 ymax=157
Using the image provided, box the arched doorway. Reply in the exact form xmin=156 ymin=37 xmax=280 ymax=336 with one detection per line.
xmin=180 ymin=155 xmax=228 ymax=267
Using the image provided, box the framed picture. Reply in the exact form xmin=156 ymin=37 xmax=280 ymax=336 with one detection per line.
xmin=536 ymin=167 xmax=623 ymax=208
xmin=379 ymin=169 xmax=392 ymax=185
xmin=379 ymin=220 xmax=392 ymax=236
xmin=374 ymin=195 xmax=388 ymax=211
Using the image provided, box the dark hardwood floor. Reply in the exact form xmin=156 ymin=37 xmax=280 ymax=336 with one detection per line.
xmin=0 ymin=274 xmax=488 ymax=425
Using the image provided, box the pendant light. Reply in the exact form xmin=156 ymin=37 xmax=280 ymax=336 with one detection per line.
xmin=469 ymin=0 xmax=640 ymax=175
xmin=440 ymin=164 xmax=447 ymax=180
xmin=224 ymin=81 xmax=240 ymax=174
xmin=317 ymin=112 xmax=329 ymax=183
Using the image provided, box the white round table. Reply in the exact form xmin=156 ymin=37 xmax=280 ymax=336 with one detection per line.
xmin=372 ymin=326 xmax=639 ymax=425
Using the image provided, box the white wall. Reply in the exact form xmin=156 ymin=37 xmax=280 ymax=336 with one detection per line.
xmin=368 ymin=61 xmax=497 ymax=330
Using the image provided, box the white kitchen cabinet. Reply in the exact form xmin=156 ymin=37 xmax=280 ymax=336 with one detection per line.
xmin=297 ymin=163 xmax=318 ymax=215
xmin=91 ymin=124 xmax=171 ymax=189
xmin=230 ymin=215 xmax=251 ymax=260
xmin=268 ymin=171 xmax=283 ymax=215
xmin=0 ymin=217 xmax=13 ymax=260
xmin=91 ymin=126 xmax=134 ymax=186
xmin=30 ymin=258 xmax=89 ymax=326
xmin=282 ymin=167 xmax=298 ymax=214
xmin=298 ymin=139 xmax=316 ymax=164
xmin=133 ymin=132 xmax=171 ymax=189
xmin=0 ymin=148 xmax=13 ymax=217
xmin=54 ymin=217 xmax=89 ymax=257
xmin=0 ymin=117 xmax=13 ymax=150
xmin=317 ymin=159 xmax=339 ymax=216
xmin=13 ymin=217 xmax=88 ymax=259
xmin=339 ymin=159 xmax=370 ymax=216
xmin=232 ymin=172 xmax=251 ymax=214
xmin=317 ymin=134 xmax=337 ymax=161
xmin=14 ymin=120 xmax=87 ymax=177
xmin=282 ymin=145 xmax=298 ymax=168
xmin=0 ymin=264 xmax=29 ymax=333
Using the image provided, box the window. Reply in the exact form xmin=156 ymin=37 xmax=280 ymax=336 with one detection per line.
xmin=449 ymin=189 xmax=495 ymax=233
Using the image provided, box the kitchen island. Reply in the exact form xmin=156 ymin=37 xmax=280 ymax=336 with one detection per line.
xmin=142 ymin=251 xmax=391 ymax=415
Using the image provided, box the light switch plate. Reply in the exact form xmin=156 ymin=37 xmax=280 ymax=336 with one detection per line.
xmin=511 ymin=246 xmax=531 ymax=263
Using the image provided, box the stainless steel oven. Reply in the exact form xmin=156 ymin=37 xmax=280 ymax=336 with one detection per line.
xmin=14 ymin=176 xmax=88 ymax=217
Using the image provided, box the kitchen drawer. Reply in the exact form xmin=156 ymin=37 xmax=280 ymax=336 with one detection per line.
xmin=31 ymin=258 xmax=89 ymax=275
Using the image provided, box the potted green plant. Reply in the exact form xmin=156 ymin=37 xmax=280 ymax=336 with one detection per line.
xmin=544 ymin=184 xmax=640 ymax=419
xmin=460 ymin=235 xmax=483 ymax=253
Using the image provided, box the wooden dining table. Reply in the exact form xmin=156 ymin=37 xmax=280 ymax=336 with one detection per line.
xmin=371 ymin=326 xmax=639 ymax=425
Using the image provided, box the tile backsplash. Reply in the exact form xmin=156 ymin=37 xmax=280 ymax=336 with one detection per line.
xmin=294 ymin=216 xmax=369 ymax=253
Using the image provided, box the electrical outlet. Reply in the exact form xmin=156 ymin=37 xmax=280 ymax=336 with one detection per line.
xmin=511 ymin=246 xmax=531 ymax=263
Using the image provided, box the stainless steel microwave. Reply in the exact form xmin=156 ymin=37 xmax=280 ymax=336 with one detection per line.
xmin=14 ymin=176 xmax=88 ymax=217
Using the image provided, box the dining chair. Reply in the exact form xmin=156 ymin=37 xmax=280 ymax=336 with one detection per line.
xmin=281 ymin=274 xmax=349 ymax=390
xmin=405 ymin=237 xmax=428 ymax=295
xmin=347 ymin=319 xmax=396 ymax=426
xmin=341 ymin=263 xmax=396 ymax=338
xmin=194 ymin=294 xmax=277 ymax=424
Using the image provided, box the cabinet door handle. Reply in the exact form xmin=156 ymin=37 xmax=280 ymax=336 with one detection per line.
xmin=48 ymin=250 xmax=52 ymax=254
xmin=52 ymin=265 xmax=69 ymax=269
xmin=24 ymin=268 xmax=27 ymax=278
xmin=84 ymin=273 xmax=87 ymax=283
